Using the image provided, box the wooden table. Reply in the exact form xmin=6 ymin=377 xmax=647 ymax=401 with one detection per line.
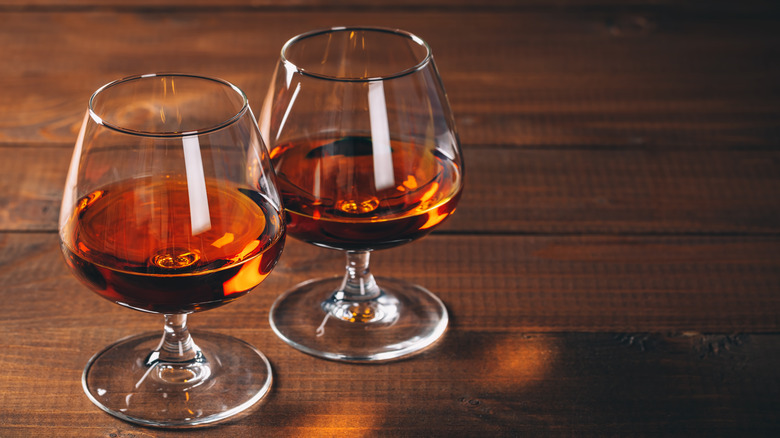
xmin=1 ymin=1 xmax=779 ymax=436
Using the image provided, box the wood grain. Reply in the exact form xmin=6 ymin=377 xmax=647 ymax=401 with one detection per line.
xmin=3 ymin=331 xmax=779 ymax=437
xmin=2 ymin=0 xmax=779 ymax=11
xmin=1 ymin=234 xmax=778 ymax=338
xmin=5 ymin=145 xmax=779 ymax=234
xmin=1 ymin=1 xmax=779 ymax=436
xmin=0 ymin=234 xmax=779 ymax=436
xmin=0 ymin=9 xmax=778 ymax=148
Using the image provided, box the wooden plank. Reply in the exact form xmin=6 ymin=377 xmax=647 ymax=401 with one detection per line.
xmin=1 ymin=3 xmax=778 ymax=437
xmin=2 ymin=330 xmax=779 ymax=436
xmin=0 ymin=0 xmax=521 ymax=9
xmin=5 ymin=145 xmax=779 ymax=234
xmin=0 ymin=0 xmax=738 ymax=9
xmin=0 ymin=146 xmax=66 ymax=231
xmin=2 ymin=234 xmax=778 ymax=335
xmin=1 ymin=227 xmax=778 ymax=437
xmin=2 ymin=0 xmax=779 ymax=12
xmin=0 ymin=233 xmax=778 ymax=435
xmin=0 ymin=10 xmax=778 ymax=148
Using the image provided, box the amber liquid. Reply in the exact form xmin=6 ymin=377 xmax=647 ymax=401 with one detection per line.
xmin=271 ymin=135 xmax=462 ymax=251
xmin=61 ymin=178 xmax=285 ymax=313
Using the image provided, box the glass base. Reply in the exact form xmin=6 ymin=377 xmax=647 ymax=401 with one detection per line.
xmin=269 ymin=276 xmax=448 ymax=362
xmin=82 ymin=331 xmax=272 ymax=428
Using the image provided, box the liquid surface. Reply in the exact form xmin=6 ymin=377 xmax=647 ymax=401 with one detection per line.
xmin=61 ymin=178 xmax=285 ymax=313
xmin=271 ymin=135 xmax=462 ymax=250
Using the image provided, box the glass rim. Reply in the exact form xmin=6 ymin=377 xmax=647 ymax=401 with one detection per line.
xmin=280 ymin=26 xmax=433 ymax=82
xmin=88 ymin=73 xmax=249 ymax=138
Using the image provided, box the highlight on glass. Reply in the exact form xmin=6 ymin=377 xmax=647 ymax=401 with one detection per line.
xmin=59 ymin=73 xmax=285 ymax=427
xmin=260 ymin=27 xmax=464 ymax=362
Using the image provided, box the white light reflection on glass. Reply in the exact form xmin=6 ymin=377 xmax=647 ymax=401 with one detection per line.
xmin=182 ymin=135 xmax=212 ymax=235
xmin=275 ymin=82 xmax=301 ymax=142
xmin=368 ymin=81 xmax=394 ymax=191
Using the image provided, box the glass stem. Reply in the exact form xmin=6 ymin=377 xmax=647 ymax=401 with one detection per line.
xmin=321 ymin=251 xmax=400 ymax=325
xmin=334 ymin=250 xmax=381 ymax=302
xmin=147 ymin=314 xmax=203 ymax=365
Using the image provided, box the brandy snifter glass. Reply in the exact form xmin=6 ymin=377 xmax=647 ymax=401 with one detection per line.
xmin=260 ymin=27 xmax=464 ymax=362
xmin=59 ymin=74 xmax=285 ymax=427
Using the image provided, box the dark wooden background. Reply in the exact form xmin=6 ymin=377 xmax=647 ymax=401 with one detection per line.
xmin=1 ymin=0 xmax=779 ymax=436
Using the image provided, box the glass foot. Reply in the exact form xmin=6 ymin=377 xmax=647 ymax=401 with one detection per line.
xmin=269 ymin=276 xmax=448 ymax=362
xmin=82 ymin=331 xmax=272 ymax=428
